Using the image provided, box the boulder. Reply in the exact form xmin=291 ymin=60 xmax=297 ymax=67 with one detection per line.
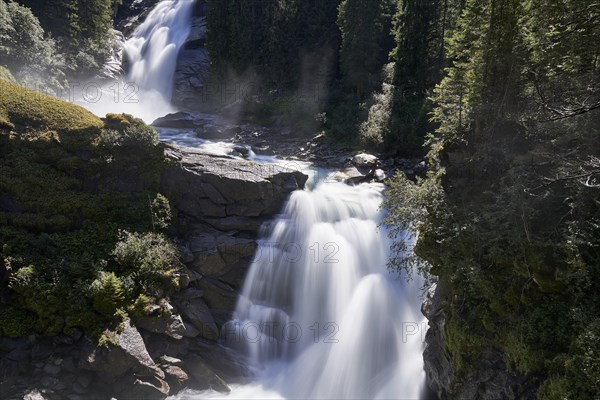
xmin=163 ymin=365 xmax=189 ymax=392
xmin=185 ymin=355 xmax=231 ymax=393
xmin=152 ymin=112 xmax=208 ymax=129
xmin=175 ymin=296 xmax=219 ymax=341
xmin=116 ymin=375 xmax=170 ymax=400
xmin=160 ymin=146 xmax=308 ymax=223
xmin=80 ymin=319 xmax=163 ymax=381
xmin=135 ymin=312 xmax=188 ymax=340
xmin=352 ymin=153 xmax=379 ymax=167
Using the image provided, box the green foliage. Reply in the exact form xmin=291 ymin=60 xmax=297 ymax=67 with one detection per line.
xmin=112 ymin=231 xmax=182 ymax=296
xmin=0 ymin=306 xmax=35 ymax=338
xmin=0 ymin=79 xmax=103 ymax=138
xmin=384 ymin=0 xmax=600 ymax=396
xmin=150 ymin=193 xmax=172 ymax=231
xmin=0 ymin=1 xmax=66 ymax=90
xmin=90 ymin=271 xmax=125 ymax=316
xmin=0 ymin=85 xmax=179 ymax=339
xmin=338 ymin=0 xmax=394 ymax=98
xmin=18 ymin=0 xmax=115 ymax=77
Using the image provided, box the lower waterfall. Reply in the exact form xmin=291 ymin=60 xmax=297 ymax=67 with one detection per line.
xmin=174 ymin=179 xmax=428 ymax=399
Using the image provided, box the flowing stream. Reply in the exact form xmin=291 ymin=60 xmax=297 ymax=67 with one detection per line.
xmin=174 ymin=179 xmax=428 ymax=399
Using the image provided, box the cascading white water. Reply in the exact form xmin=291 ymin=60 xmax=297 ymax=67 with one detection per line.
xmin=78 ymin=0 xmax=195 ymax=122
xmin=123 ymin=0 xmax=194 ymax=103
xmin=174 ymin=180 xmax=428 ymax=399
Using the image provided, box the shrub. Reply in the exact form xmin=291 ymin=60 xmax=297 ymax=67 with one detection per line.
xmin=89 ymin=271 xmax=125 ymax=316
xmin=151 ymin=193 xmax=172 ymax=231
xmin=112 ymin=231 xmax=182 ymax=295
xmin=0 ymin=306 xmax=35 ymax=338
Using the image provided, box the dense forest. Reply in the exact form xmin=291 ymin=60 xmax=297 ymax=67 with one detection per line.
xmin=0 ymin=0 xmax=599 ymax=398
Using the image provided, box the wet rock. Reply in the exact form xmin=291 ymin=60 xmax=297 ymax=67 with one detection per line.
xmin=117 ymin=375 xmax=170 ymax=400
xmin=163 ymin=365 xmax=189 ymax=392
xmin=189 ymin=339 xmax=252 ymax=383
xmin=185 ymin=355 xmax=231 ymax=393
xmin=152 ymin=112 xmax=207 ymax=129
xmin=172 ymin=12 xmax=210 ymax=110
xmin=422 ymin=283 xmax=454 ymax=399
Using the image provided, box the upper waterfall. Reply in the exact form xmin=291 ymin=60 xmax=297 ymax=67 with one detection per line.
xmin=123 ymin=0 xmax=195 ymax=103
xmin=76 ymin=0 xmax=196 ymax=122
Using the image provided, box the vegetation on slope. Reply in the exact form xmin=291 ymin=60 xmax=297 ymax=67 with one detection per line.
xmin=0 ymin=80 xmax=181 ymax=340
xmin=384 ymin=0 xmax=600 ymax=398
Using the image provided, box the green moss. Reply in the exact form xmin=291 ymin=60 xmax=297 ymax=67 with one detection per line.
xmin=0 ymin=79 xmax=103 ymax=141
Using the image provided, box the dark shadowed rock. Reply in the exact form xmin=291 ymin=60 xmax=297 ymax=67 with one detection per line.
xmin=152 ymin=112 xmax=209 ymax=129
xmin=175 ymin=296 xmax=219 ymax=341
xmin=135 ymin=313 xmax=188 ymax=340
xmin=116 ymin=375 xmax=170 ymax=400
xmin=185 ymin=355 xmax=231 ymax=393
xmin=163 ymin=364 xmax=190 ymax=392
xmin=172 ymin=9 xmax=210 ymax=110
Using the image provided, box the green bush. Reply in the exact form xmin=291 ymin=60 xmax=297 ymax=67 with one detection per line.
xmin=89 ymin=271 xmax=126 ymax=316
xmin=151 ymin=193 xmax=173 ymax=231
xmin=0 ymin=306 xmax=35 ymax=338
xmin=112 ymin=231 xmax=182 ymax=296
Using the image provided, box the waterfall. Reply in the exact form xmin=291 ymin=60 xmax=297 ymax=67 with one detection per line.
xmin=176 ymin=180 xmax=427 ymax=399
xmin=123 ymin=0 xmax=195 ymax=103
xmin=77 ymin=0 xmax=195 ymax=122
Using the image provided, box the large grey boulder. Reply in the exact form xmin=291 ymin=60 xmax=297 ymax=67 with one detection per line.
xmin=80 ymin=319 xmax=163 ymax=381
xmin=161 ymin=146 xmax=308 ymax=231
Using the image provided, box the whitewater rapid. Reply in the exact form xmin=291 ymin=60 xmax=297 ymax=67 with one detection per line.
xmin=173 ymin=179 xmax=428 ymax=399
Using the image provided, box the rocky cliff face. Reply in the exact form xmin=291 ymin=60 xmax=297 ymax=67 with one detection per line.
xmin=422 ymin=282 xmax=531 ymax=400
xmin=171 ymin=1 xmax=210 ymax=110
xmin=0 ymin=145 xmax=307 ymax=400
